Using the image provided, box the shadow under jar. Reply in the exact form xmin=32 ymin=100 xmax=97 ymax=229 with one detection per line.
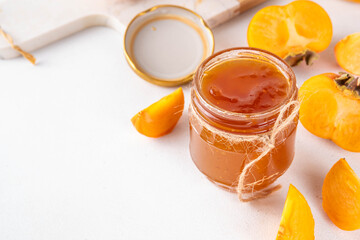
xmin=189 ymin=48 xmax=298 ymax=200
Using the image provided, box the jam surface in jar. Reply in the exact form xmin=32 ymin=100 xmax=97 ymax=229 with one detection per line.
xmin=189 ymin=48 xmax=298 ymax=195
xmin=201 ymin=59 xmax=290 ymax=113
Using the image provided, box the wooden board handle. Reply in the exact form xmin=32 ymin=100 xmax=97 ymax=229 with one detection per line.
xmin=199 ymin=0 xmax=267 ymax=28
xmin=238 ymin=0 xmax=267 ymax=13
xmin=0 ymin=0 xmax=268 ymax=59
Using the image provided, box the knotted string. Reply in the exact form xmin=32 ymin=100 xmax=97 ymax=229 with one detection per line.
xmin=236 ymin=100 xmax=299 ymax=201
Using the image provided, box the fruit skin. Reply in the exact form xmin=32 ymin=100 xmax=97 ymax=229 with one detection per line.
xmin=276 ymin=184 xmax=315 ymax=240
xmin=248 ymin=0 xmax=332 ymax=61
xmin=322 ymin=158 xmax=360 ymax=231
xmin=131 ymin=87 xmax=184 ymax=138
xmin=299 ymin=73 xmax=360 ymax=152
xmin=335 ymin=33 xmax=360 ymax=75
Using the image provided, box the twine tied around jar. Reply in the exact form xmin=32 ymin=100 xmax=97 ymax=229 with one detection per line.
xmin=189 ymin=97 xmax=300 ymax=202
xmin=236 ymin=100 xmax=300 ymax=201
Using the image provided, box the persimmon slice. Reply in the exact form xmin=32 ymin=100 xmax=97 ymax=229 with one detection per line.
xmin=131 ymin=87 xmax=184 ymax=138
xmin=248 ymin=1 xmax=332 ymax=65
xmin=335 ymin=33 xmax=360 ymax=75
xmin=322 ymin=158 xmax=360 ymax=231
xmin=276 ymin=184 xmax=315 ymax=240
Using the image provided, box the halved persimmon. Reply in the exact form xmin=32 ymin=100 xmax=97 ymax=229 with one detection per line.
xmin=322 ymin=158 xmax=360 ymax=231
xmin=131 ymin=87 xmax=184 ymax=138
xmin=335 ymin=33 xmax=360 ymax=75
xmin=248 ymin=0 xmax=332 ymax=66
xmin=299 ymin=73 xmax=338 ymax=139
xmin=299 ymin=73 xmax=360 ymax=152
xmin=276 ymin=184 xmax=315 ymax=240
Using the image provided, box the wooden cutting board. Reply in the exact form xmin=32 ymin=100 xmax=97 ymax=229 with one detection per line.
xmin=0 ymin=0 xmax=266 ymax=60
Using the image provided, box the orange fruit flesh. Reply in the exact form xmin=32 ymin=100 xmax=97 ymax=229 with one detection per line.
xmin=322 ymin=158 xmax=360 ymax=231
xmin=335 ymin=32 xmax=360 ymax=75
xmin=299 ymin=73 xmax=360 ymax=152
xmin=248 ymin=0 xmax=332 ymax=58
xmin=276 ymin=184 xmax=315 ymax=240
xmin=131 ymin=87 xmax=184 ymax=138
xmin=299 ymin=73 xmax=338 ymax=139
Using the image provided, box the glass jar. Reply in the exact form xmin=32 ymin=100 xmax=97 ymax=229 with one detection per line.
xmin=189 ymin=48 xmax=298 ymax=198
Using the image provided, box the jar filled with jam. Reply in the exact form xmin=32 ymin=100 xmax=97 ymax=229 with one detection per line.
xmin=189 ymin=48 xmax=298 ymax=200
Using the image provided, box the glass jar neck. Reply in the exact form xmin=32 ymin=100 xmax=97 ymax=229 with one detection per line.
xmin=191 ymin=47 xmax=297 ymax=135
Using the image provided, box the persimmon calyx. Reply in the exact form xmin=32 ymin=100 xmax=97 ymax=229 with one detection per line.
xmin=284 ymin=49 xmax=318 ymax=67
xmin=334 ymin=72 xmax=360 ymax=97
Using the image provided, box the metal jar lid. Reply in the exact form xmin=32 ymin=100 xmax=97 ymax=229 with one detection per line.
xmin=124 ymin=5 xmax=214 ymax=87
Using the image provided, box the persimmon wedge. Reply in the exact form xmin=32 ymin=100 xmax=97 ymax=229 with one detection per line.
xmin=322 ymin=158 xmax=360 ymax=231
xmin=248 ymin=0 xmax=332 ymax=66
xmin=276 ymin=184 xmax=315 ymax=240
xmin=335 ymin=33 xmax=360 ymax=75
xmin=131 ymin=87 xmax=184 ymax=138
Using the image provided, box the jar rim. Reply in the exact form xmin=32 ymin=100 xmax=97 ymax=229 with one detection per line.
xmin=193 ymin=47 xmax=297 ymax=122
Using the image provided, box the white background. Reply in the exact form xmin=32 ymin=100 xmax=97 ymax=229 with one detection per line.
xmin=1 ymin=0 xmax=360 ymax=239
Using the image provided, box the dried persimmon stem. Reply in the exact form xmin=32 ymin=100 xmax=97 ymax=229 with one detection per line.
xmin=335 ymin=72 xmax=360 ymax=96
xmin=0 ymin=27 xmax=36 ymax=65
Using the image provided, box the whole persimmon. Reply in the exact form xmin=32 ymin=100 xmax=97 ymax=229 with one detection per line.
xmin=248 ymin=0 xmax=332 ymax=66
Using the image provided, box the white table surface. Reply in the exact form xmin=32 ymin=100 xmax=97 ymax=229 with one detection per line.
xmin=1 ymin=0 xmax=359 ymax=239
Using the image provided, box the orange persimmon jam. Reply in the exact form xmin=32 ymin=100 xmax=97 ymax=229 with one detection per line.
xmin=201 ymin=58 xmax=289 ymax=113
xmin=189 ymin=48 xmax=298 ymax=196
